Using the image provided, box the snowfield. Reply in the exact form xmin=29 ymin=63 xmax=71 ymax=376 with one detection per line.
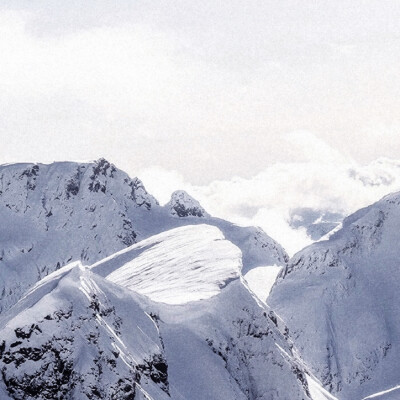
xmin=93 ymin=224 xmax=242 ymax=304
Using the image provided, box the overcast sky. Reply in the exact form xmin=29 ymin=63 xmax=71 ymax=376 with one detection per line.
xmin=1 ymin=2 xmax=400 ymax=253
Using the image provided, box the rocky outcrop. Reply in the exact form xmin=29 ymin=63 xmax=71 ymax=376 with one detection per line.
xmin=166 ymin=190 xmax=209 ymax=218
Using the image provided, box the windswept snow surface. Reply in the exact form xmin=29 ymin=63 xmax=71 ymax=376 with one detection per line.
xmin=93 ymin=224 xmax=242 ymax=304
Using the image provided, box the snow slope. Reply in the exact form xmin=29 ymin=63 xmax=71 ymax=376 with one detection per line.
xmin=0 ymin=226 xmax=310 ymax=399
xmin=156 ymin=278 xmax=311 ymax=400
xmin=269 ymin=191 xmax=400 ymax=399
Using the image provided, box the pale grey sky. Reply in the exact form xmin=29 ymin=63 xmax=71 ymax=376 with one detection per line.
xmin=0 ymin=1 xmax=399 ymax=184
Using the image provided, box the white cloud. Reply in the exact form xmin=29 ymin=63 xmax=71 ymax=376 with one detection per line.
xmin=200 ymin=160 xmax=400 ymax=255
xmin=137 ymin=166 xmax=187 ymax=205
xmin=140 ymin=134 xmax=400 ymax=255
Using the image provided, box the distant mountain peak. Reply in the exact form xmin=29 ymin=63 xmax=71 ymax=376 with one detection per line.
xmin=166 ymin=190 xmax=209 ymax=218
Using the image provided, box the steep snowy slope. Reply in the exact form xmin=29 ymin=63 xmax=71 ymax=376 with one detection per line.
xmin=269 ymin=191 xmax=400 ymax=400
xmin=0 ymin=264 xmax=171 ymax=400
xmin=243 ymin=265 xmax=282 ymax=302
xmin=0 ymin=160 xmax=287 ymax=313
xmin=0 ymin=225 xmax=310 ymax=400
xmin=156 ymin=279 xmax=311 ymax=400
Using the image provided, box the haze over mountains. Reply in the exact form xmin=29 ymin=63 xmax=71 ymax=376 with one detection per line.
xmin=0 ymin=159 xmax=400 ymax=399
xmin=139 ymin=137 xmax=400 ymax=256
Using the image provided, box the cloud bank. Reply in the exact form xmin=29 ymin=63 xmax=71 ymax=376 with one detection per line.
xmin=140 ymin=133 xmax=400 ymax=255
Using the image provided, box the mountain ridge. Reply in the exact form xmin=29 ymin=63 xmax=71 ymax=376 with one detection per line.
xmin=2 ymin=158 xmax=400 ymax=399
xmin=0 ymin=158 xmax=288 ymax=313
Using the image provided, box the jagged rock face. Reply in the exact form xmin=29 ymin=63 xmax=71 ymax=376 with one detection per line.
xmin=0 ymin=159 xmax=158 ymax=313
xmin=269 ymin=192 xmax=400 ymax=400
xmin=166 ymin=190 xmax=209 ymax=218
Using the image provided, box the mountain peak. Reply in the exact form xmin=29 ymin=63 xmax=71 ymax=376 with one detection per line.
xmin=166 ymin=190 xmax=209 ymax=218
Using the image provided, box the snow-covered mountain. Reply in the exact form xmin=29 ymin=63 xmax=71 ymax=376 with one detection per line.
xmin=3 ymin=158 xmax=400 ymax=399
xmin=0 ymin=159 xmax=157 ymax=312
xmin=0 ymin=159 xmax=287 ymax=313
xmin=0 ymin=264 xmax=171 ymax=400
xmin=0 ymin=159 xmax=308 ymax=399
xmin=0 ymin=224 xmax=311 ymax=400
xmin=269 ymin=192 xmax=400 ymax=400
